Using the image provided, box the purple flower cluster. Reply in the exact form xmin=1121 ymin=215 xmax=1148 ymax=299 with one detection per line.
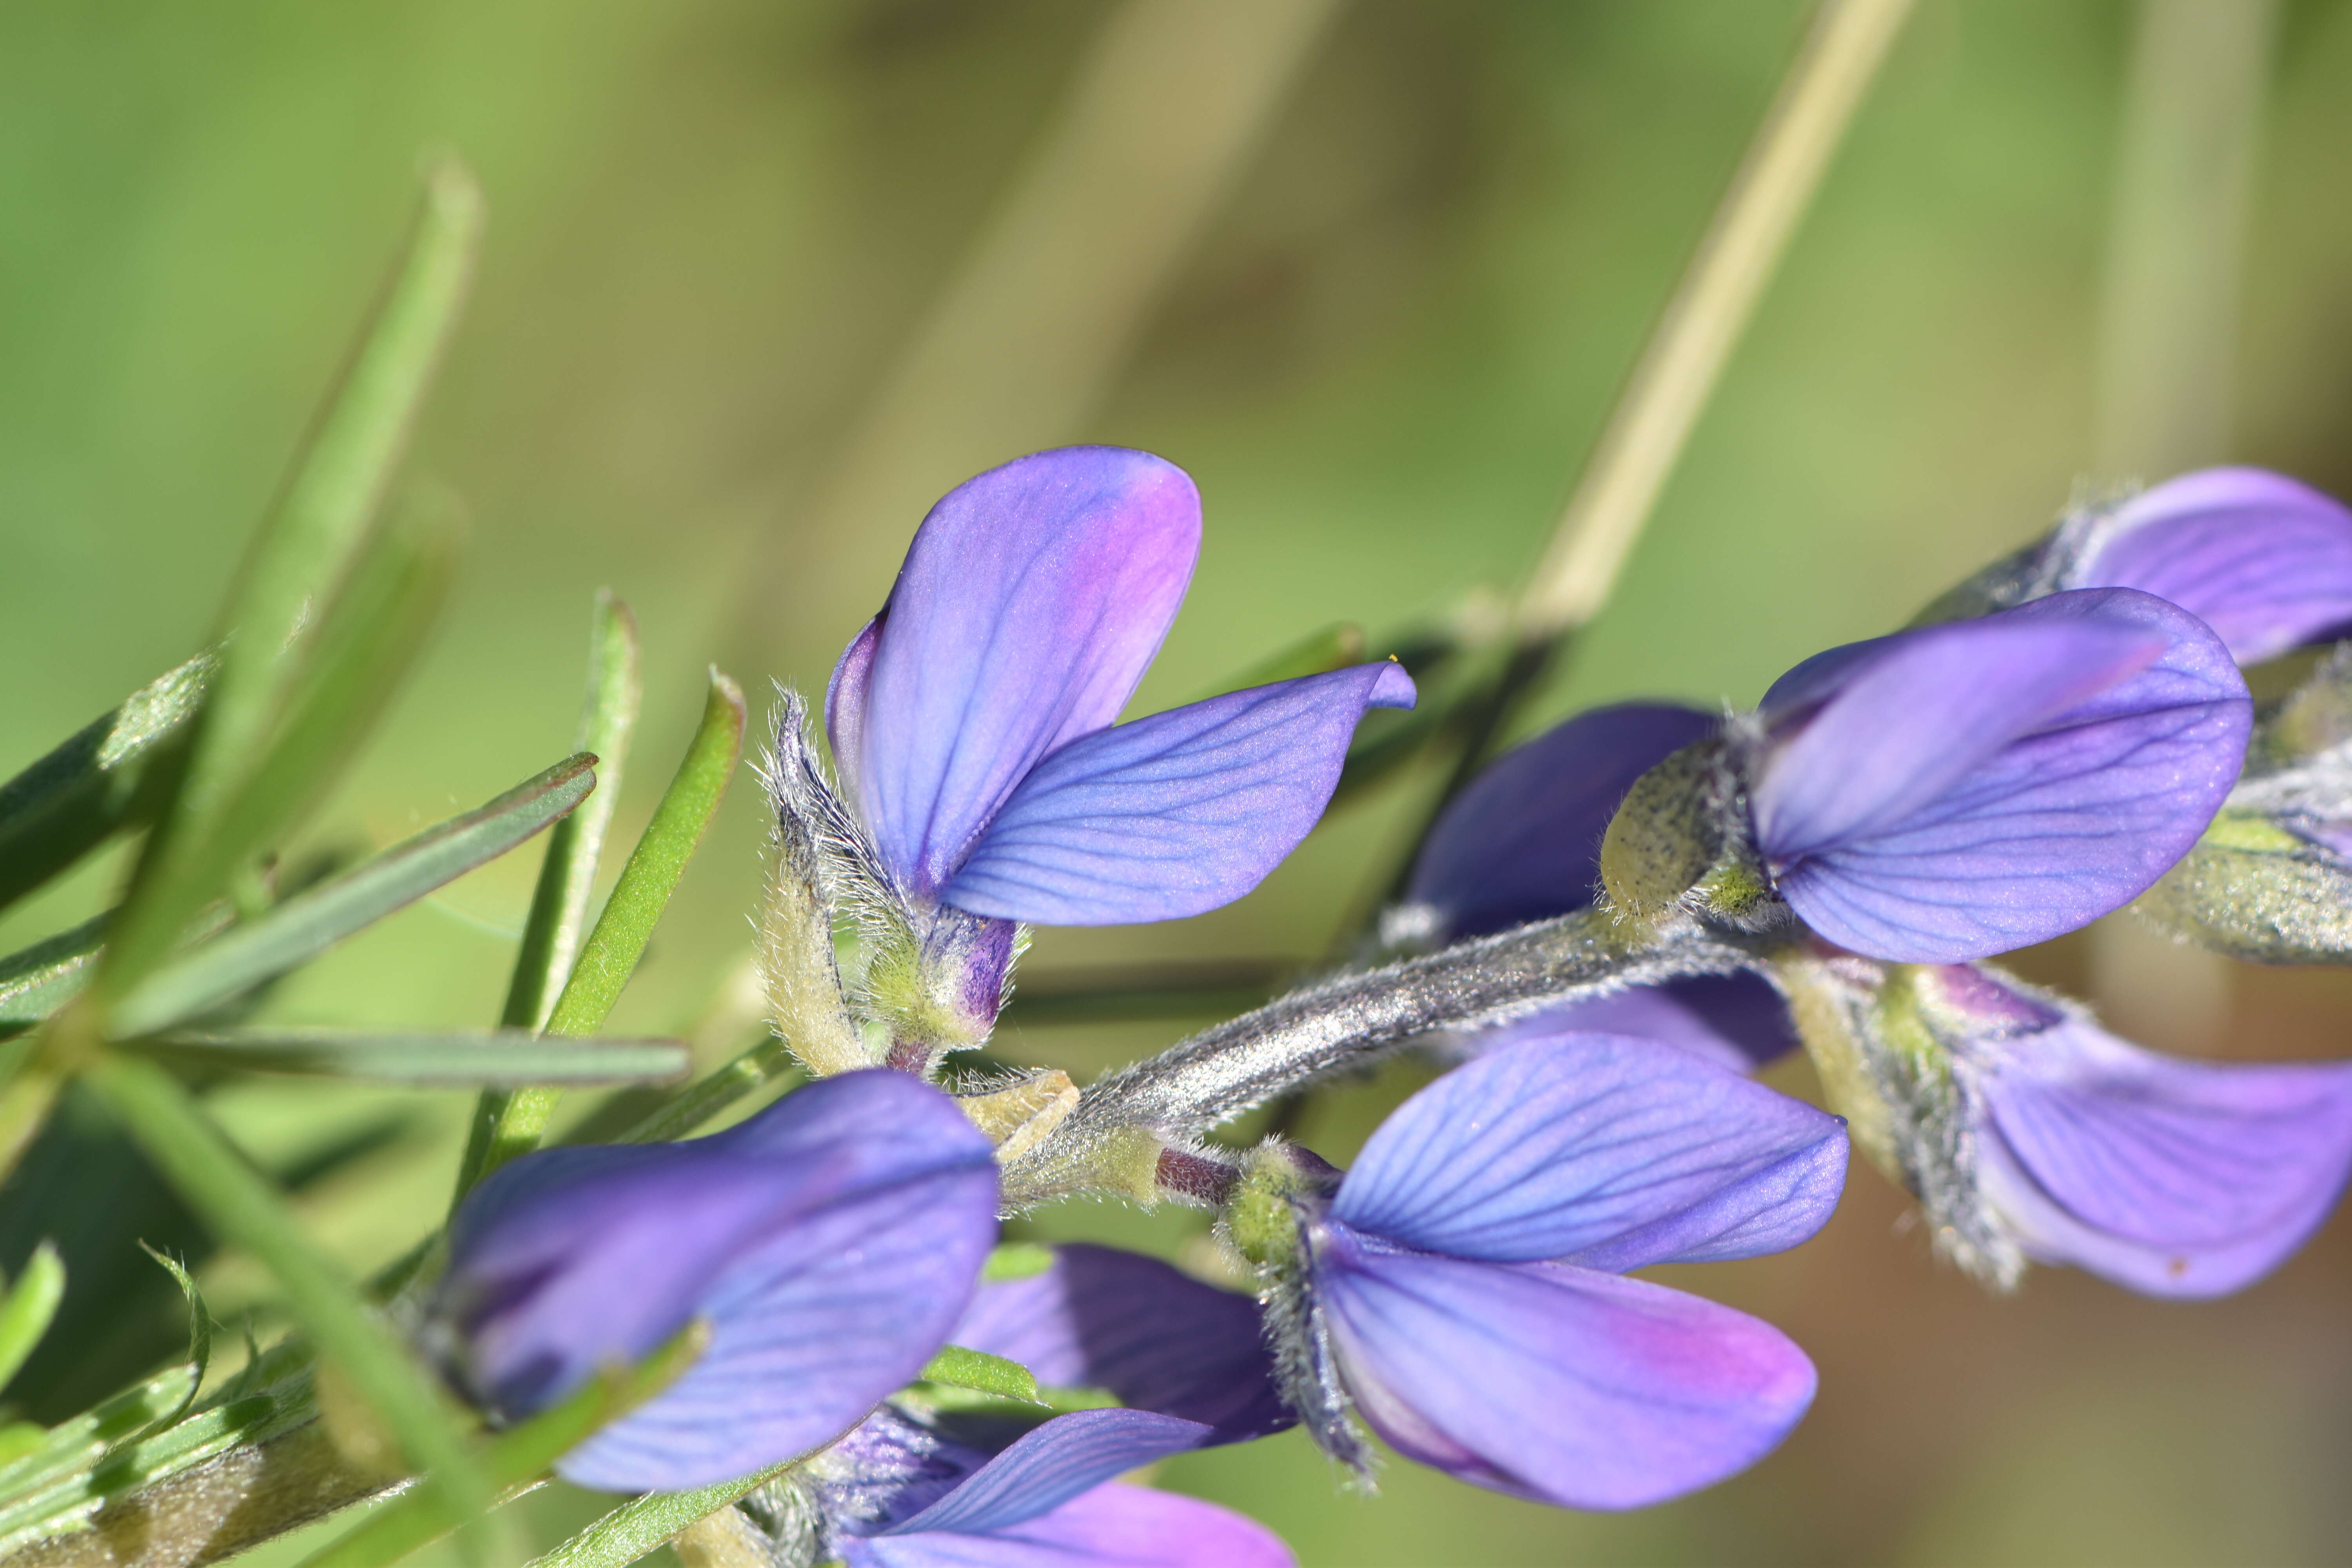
xmin=417 ymin=453 xmax=2352 ymax=1563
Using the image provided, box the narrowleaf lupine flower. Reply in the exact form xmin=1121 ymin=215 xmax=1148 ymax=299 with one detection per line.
xmin=1605 ymin=588 xmax=2251 ymax=963
xmin=1396 ymin=701 xmax=1796 ymax=1073
xmin=1231 ymin=1032 xmax=1845 ymax=1509
xmin=1918 ymin=471 xmax=2352 ymax=961
xmin=799 ymin=446 xmax=1414 ymax=1073
xmin=428 ymin=1071 xmax=998 ymax=1492
xmin=711 ymin=1244 xmax=1293 ymax=1566
xmin=1777 ymin=954 xmax=2352 ymax=1295
xmin=1924 ymin=467 xmax=2352 ymax=667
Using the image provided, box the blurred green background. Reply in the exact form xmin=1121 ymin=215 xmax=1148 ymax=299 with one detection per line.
xmin=9 ymin=0 xmax=2352 ymax=1563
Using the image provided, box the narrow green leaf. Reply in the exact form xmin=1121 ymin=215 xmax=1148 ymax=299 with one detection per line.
xmin=0 ymin=1362 xmax=197 ymax=1510
xmin=0 ymin=1244 xmax=64 ymax=1394
xmin=0 ymin=918 xmax=105 ymax=1036
xmin=525 ymin=1457 xmax=800 ymax=1568
xmin=469 ymin=673 xmax=745 ymax=1185
xmin=137 ymin=1245 xmax=212 ymax=1415
xmin=458 ymin=596 xmax=642 ymax=1200
xmin=190 ymin=493 xmax=464 ymax=916
xmin=82 ymin=1059 xmax=489 ymax=1543
xmin=0 ymin=655 xmax=212 ymax=918
xmin=102 ymin=159 xmax=484 ymax=996
xmin=916 ymin=1345 xmax=1038 ymax=1403
xmin=109 ymin=754 xmax=596 ymax=1039
xmin=0 ymin=1390 xmax=284 ymax=1556
xmin=0 ymin=1428 xmax=40 ymax=1472
xmin=980 ymin=1242 xmax=1056 ymax=1283
xmin=507 ymin=594 xmax=643 ymax=1033
xmin=128 ymin=1029 xmax=690 ymax=1088
xmin=1185 ymin=622 xmax=1363 ymax=704
xmin=296 ymin=1322 xmax=707 ymax=1568
xmin=610 ymin=1032 xmax=799 ymax=1145
xmin=1001 ymin=959 xmax=1289 ymax=1026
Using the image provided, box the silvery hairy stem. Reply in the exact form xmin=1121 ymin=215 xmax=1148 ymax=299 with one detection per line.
xmin=1006 ymin=909 xmax=1755 ymax=1201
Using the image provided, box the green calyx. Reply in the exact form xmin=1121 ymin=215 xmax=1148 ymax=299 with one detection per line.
xmin=1224 ymin=1144 xmax=1323 ymax=1274
xmin=1599 ymin=739 xmax=1778 ymax=934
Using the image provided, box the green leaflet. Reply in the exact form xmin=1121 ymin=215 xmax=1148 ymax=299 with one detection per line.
xmin=463 ymin=671 xmax=746 ymax=1189
xmin=100 ymin=160 xmax=484 ymax=1000
xmin=0 ymin=654 xmax=212 ymax=919
xmin=127 ymin=1029 xmax=690 ymax=1088
xmin=109 ymin=753 xmax=597 ymax=1039
xmin=0 ymin=1244 xmax=65 ymax=1395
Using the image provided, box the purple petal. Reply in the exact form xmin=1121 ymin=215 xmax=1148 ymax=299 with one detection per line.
xmin=842 ymin=448 xmax=1201 ymax=898
xmin=1406 ymin=704 xmax=1718 ymax=938
xmin=1972 ymin=1019 xmax=2352 ymax=1298
xmin=1456 ymin=975 xmax=1799 ymax=1075
xmin=1334 ymin=1033 xmax=1846 ymax=1268
xmin=846 ymin=1484 xmax=1292 ymax=1568
xmin=1313 ymin=1229 xmax=1816 ymax=1510
xmin=940 ymin=663 xmax=1414 ymax=925
xmin=827 ymin=615 xmax=883 ymax=801
xmin=2077 ymin=468 xmax=2352 ymax=664
xmin=949 ymin=1245 xmax=1288 ymax=1438
xmin=880 ymin=1410 xmax=1230 ymax=1537
xmin=439 ymin=1072 xmax=1000 ymax=1493
xmin=1755 ymin=611 xmax=2163 ymax=862
xmin=1757 ymin=589 xmax=2250 ymax=962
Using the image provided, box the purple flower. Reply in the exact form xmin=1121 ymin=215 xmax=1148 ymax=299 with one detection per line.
xmin=828 ymin=447 xmax=1414 ymax=928
xmin=760 ymin=1245 xmax=1291 ymax=1566
xmin=2054 ymin=468 xmax=2352 ymax=665
xmin=1917 ymin=964 xmax=2352 ymax=1297
xmin=1733 ymin=588 xmax=2251 ymax=962
xmin=1402 ymin=702 xmax=1797 ymax=1072
xmin=1252 ymin=1032 xmax=1845 ymax=1510
xmin=430 ymin=1071 xmax=999 ymax=1492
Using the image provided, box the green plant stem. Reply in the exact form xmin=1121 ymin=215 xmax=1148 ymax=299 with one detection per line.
xmin=463 ymin=672 xmax=745 ymax=1189
xmin=527 ymin=1459 xmax=799 ymax=1568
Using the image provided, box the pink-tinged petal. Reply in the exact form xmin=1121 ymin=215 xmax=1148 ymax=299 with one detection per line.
xmin=852 ymin=448 xmax=1201 ymax=897
xmin=1758 ymin=589 xmax=2250 ymax=962
xmin=827 ymin=615 xmax=883 ymax=800
xmin=1973 ymin=1020 xmax=2352 ymax=1298
xmin=440 ymin=1072 xmax=999 ymax=1493
xmin=940 ymin=663 xmax=1414 ymax=925
xmin=1334 ymin=1033 xmax=1845 ymax=1268
xmin=1314 ymin=1231 xmax=1816 ymax=1510
xmin=1407 ymin=704 xmax=1718 ymax=937
xmin=951 ymin=1245 xmax=1287 ymax=1438
xmin=2078 ymin=468 xmax=2352 ymax=664
xmin=846 ymin=1484 xmax=1292 ymax=1568
xmin=1458 ymin=975 xmax=1799 ymax=1075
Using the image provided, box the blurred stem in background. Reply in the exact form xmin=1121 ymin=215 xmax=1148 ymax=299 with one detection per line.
xmin=2087 ymin=0 xmax=2280 ymax=1056
xmin=1353 ymin=0 xmax=1914 ymax=924
xmin=723 ymin=0 xmax=1345 ymax=682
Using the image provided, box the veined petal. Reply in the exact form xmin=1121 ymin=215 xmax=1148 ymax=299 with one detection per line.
xmin=2077 ymin=468 xmax=2352 ymax=664
xmin=846 ymin=1484 xmax=1292 ymax=1568
xmin=940 ymin=662 xmax=1414 ymax=925
xmin=1333 ymin=1033 xmax=1845 ymax=1267
xmin=1755 ymin=612 xmax=2163 ymax=862
xmin=1314 ymin=1231 xmax=1815 ymax=1510
xmin=1407 ymin=704 xmax=1717 ymax=937
xmin=950 ymin=1245 xmax=1288 ymax=1438
xmin=880 ymin=1410 xmax=1230 ymax=1538
xmin=439 ymin=1072 xmax=999 ymax=1493
xmin=1972 ymin=1020 xmax=2352 ymax=1298
xmin=1759 ymin=590 xmax=2250 ymax=962
xmin=848 ymin=448 xmax=1201 ymax=897
xmin=1455 ymin=975 xmax=1799 ymax=1076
